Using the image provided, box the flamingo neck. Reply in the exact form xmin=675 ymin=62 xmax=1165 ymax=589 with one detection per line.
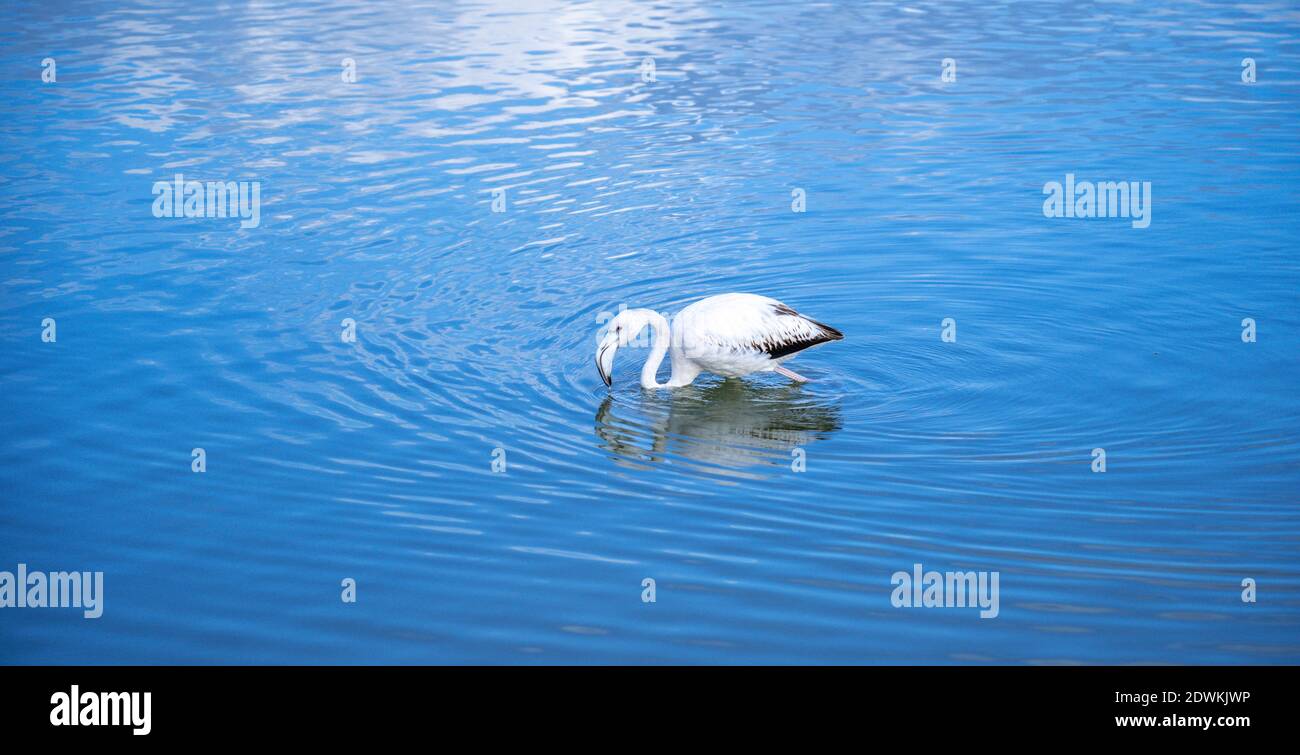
xmin=640 ymin=312 xmax=673 ymax=389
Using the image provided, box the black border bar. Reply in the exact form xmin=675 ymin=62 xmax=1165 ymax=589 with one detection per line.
xmin=0 ymin=665 xmax=1291 ymax=741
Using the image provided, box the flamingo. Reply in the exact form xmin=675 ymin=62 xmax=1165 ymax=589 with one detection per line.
xmin=595 ymin=293 xmax=843 ymax=388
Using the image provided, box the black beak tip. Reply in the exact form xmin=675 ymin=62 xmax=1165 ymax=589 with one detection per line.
xmin=597 ymin=346 xmax=613 ymax=387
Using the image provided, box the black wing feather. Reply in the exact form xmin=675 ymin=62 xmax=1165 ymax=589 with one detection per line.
xmin=762 ymin=303 xmax=844 ymax=359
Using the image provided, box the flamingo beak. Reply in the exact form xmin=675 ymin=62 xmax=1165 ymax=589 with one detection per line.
xmin=596 ymin=333 xmax=618 ymax=387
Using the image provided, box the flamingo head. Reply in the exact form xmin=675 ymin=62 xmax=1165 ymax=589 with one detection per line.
xmin=595 ymin=309 xmax=657 ymax=387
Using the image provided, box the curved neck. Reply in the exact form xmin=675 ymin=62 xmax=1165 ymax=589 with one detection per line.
xmin=640 ymin=312 xmax=672 ymax=389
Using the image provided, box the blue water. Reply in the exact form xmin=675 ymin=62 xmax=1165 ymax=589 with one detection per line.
xmin=1 ymin=0 xmax=1298 ymax=664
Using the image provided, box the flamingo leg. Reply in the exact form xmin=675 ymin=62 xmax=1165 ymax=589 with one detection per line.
xmin=774 ymin=365 xmax=809 ymax=383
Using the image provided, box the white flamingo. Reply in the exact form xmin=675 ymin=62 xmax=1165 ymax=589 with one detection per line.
xmin=595 ymin=293 xmax=843 ymax=388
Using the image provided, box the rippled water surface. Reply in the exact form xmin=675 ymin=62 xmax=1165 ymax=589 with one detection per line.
xmin=2 ymin=0 xmax=1298 ymax=663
